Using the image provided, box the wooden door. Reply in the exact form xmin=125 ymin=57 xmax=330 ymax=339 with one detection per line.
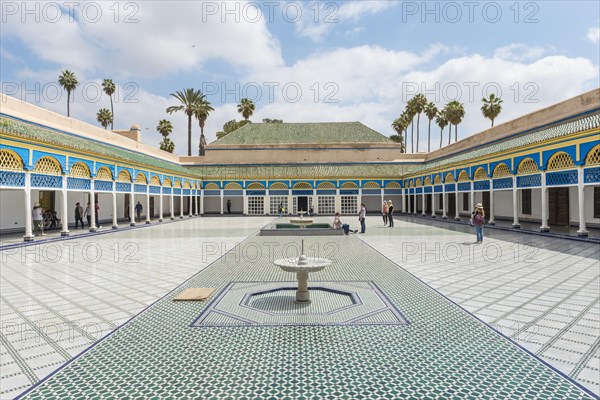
xmin=549 ymin=188 xmax=569 ymax=226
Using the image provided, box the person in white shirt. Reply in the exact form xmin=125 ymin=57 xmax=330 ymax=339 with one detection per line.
xmin=32 ymin=203 xmax=46 ymax=236
xmin=359 ymin=203 xmax=366 ymax=233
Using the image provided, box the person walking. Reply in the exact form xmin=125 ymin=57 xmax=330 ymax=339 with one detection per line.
xmin=278 ymin=203 xmax=283 ymax=218
xmin=227 ymin=199 xmax=232 ymax=214
xmin=84 ymin=202 xmax=92 ymax=228
xmin=359 ymin=203 xmax=366 ymax=234
xmin=382 ymin=201 xmax=388 ymax=226
xmin=135 ymin=201 xmax=143 ymax=222
xmin=473 ymin=203 xmax=485 ymax=244
xmin=74 ymin=202 xmax=84 ymax=229
xmin=388 ymin=200 xmax=394 ymax=227
xmin=32 ymin=203 xmax=46 ymax=236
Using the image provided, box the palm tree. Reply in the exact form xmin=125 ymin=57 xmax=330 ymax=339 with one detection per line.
xmin=166 ymin=88 xmax=204 ymax=156
xmin=445 ymin=101 xmax=465 ymax=143
xmin=400 ymin=110 xmax=410 ymax=152
xmin=58 ymin=70 xmax=78 ymax=117
xmin=157 ymin=119 xmax=174 ymax=153
xmin=424 ymin=101 xmax=438 ymax=153
xmin=96 ymin=108 xmax=113 ymax=129
xmin=405 ymin=100 xmax=416 ymax=153
xmin=237 ymin=98 xmax=255 ymax=121
xmin=435 ymin=110 xmax=448 ymax=149
xmin=193 ymin=97 xmax=214 ymax=156
xmin=481 ymin=93 xmax=503 ymax=127
xmin=391 ymin=117 xmax=406 ymax=153
xmin=412 ymin=93 xmax=427 ymax=153
xmin=102 ymin=79 xmax=116 ymax=129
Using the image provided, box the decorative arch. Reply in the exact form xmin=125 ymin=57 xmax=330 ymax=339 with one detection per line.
xmin=150 ymin=176 xmax=161 ymax=186
xmin=192 ymin=182 xmax=197 ymax=189
xmin=96 ymin=167 xmax=113 ymax=181
xmin=293 ymin=182 xmax=312 ymax=189
xmin=34 ymin=156 xmax=62 ymax=175
xmin=492 ymin=163 xmax=511 ymax=178
xmin=135 ymin=172 xmax=147 ymax=184
xmin=224 ymin=182 xmax=242 ymax=190
xmin=183 ymin=181 xmax=191 ymax=189
xmin=163 ymin=177 xmax=173 ymax=187
xmin=415 ymin=178 xmax=422 ymax=187
xmin=117 ymin=170 xmax=131 ymax=182
xmin=317 ymin=182 xmax=335 ymax=189
xmin=585 ymin=144 xmax=600 ymax=166
xmin=473 ymin=167 xmax=488 ymax=180
xmin=547 ymin=152 xmax=575 ymax=171
xmin=204 ymin=182 xmax=219 ymax=190
xmin=0 ymin=149 xmax=24 ymax=171
xmin=517 ymin=158 xmax=539 ymax=175
xmin=386 ymin=181 xmax=401 ymax=189
xmin=173 ymin=179 xmax=182 ymax=188
xmin=408 ymin=181 xmax=413 ymax=188
xmin=445 ymin=173 xmax=455 ymax=183
xmin=69 ymin=162 xmax=90 ymax=178
xmin=434 ymin=175 xmax=442 ymax=184
xmin=423 ymin=177 xmax=432 ymax=186
xmin=270 ymin=182 xmax=288 ymax=189
xmin=362 ymin=181 xmax=380 ymax=189
xmin=340 ymin=182 xmax=358 ymax=189
xmin=457 ymin=171 xmax=470 ymax=182
xmin=247 ymin=182 xmax=265 ymax=189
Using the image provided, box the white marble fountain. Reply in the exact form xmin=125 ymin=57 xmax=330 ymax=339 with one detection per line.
xmin=288 ymin=211 xmax=314 ymax=229
xmin=274 ymin=240 xmax=332 ymax=303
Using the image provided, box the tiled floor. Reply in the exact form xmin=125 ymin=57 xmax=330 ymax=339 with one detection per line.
xmin=1 ymin=216 xmax=598 ymax=398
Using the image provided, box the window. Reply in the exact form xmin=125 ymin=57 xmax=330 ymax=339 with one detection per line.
xmin=270 ymin=196 xmax=288 ymax=215
xmin=318 ymin=196 xmax=335 ymax=214
xmin=522 ymin=189 xmax=532 ymax=215
xmin=462 ymin=193 xmax=469 ymax=211
xmin=247 ymin=197 xmax=264 ymax=215
xmin=594 ymin=187 xmax=600 ymax=219
xmin=341 ymin=196 xmax=358 ymax=215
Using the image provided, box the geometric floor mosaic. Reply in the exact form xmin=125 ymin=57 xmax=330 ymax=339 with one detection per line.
xmin=16 ymin=234 xmax=596 ymax=399
xmin=192 ymin=281 xmax=409 ymax=327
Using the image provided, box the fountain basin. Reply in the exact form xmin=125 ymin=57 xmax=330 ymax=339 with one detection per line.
xmin=275 ymin=255 xmax=332 ymax=303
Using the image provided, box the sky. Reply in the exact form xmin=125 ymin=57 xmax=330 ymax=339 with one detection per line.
xmin=1 ymin=0 xmax=599 ymax=155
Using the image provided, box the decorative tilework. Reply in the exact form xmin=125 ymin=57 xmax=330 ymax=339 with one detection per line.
xmin=134 ymin=184 xmax=147 ymax=193
xmin=270 ymin=190 xmax=289 ymax=195
xmin=94 ymin=180 xmax=113 ymax=191
xmin=149 ymin=186 xmax=161 ymax=194
xmin=173 ymin=188 xmax=181 ymax=195
xmin=517 ymin=174 xmax=542 ymax=188
xmin=66 ymin=177 xmax=90 ymax=190
xmin=0 ymin=171 xmax=25 ymax=187
xmin=415 ymin=187 xmax=422 ymax=194
xmin=474 ymin=180 xmax=491 ymax=191
xmin=203 ymin=189 xmax=219 ymax=196
xmin=224 ymin=190 xmax=243 ymax=195
xmin=424 ymin=186 xmax=432 ymax=193
xmin=493 ymin=177 xmax=513 ymax=189
xmin=434 ymin=185 xmax=443 ymax=193
xmin=584 ymin=167 xmax=600 ymax=183
xmin=247 ymin=190 xmax=266 ymax=196
xmin=384 ymin=189 xmax=402 ymax=195
xmin=547 ymin=170 xmax=578 ymax=186
xmin=362 ymin=189 xmax=381 ymax=195
xmin=293 ymin=189 xmax=314 ymax=195
xmin=183 ymin=189 xmax=191 ymax=195
xmin=457 ymin=182 xmax=471 ymax=191
xmin=445 ymin=183 xmax=456 ymax=192
xmin=115 ymin=182 xmax=131 ymax=192
xmin=31 ymin=174 xmax=62 ymax=188
xmin=162 ymin=187 xmax=172 ymax=195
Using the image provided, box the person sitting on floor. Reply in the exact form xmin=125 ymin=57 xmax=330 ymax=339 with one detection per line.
xmin=333 ymin=212 xmax=356 ymax=235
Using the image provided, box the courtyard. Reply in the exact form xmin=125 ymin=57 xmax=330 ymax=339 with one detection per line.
xmin=1 ymin=216 xmax=598 ymax=399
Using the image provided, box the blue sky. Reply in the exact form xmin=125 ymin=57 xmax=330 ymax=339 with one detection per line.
xmin=1 ymin=1 xmax=599 ymax=154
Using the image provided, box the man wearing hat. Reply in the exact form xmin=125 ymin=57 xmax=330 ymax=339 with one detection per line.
xmin=74 ymin=202 xmax=84 ymax=229
xmin=32 ymin=202 xmax=46 ymax=236
xmin=473 ymin=203 xmax=485 ymax=243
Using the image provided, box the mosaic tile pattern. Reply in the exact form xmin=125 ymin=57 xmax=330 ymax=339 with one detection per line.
xmin=17 ymin=235 xmax=594 ymax=399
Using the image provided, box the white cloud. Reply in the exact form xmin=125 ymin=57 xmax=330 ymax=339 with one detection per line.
xmin=587 ymin=27 xmax=600 ymax=44
xmin=494 ymin=44 xmax=547 ymax=62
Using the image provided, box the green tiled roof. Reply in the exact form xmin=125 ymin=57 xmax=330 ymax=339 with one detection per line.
xmin=209 ymin=122 xmax=393 ymax=145
xmin=0 ymin=116 xmax=195 ymax=176
xmin=187 ymin=163 xmax=418 ymax=180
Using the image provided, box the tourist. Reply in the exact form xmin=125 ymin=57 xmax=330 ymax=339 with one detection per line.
xmin=74 ymin=202 xmax=84 ymax=229
xmin=333 ymin=212 xmax=355 ymax=235
xmin=309 ymin=205 xmax=314 ymax=216
xmin=388 ymin=200 xmax=394 ymax=227
xmin=278 ymin=203 xmax=283 ymax=218
xmin=49 ymin=211 xmax=58 ymax=229
xmin=473 ymin=203 xmax=485 ymax=244
xmin=382 ymin=201 xmax=388 ymax=225
xmin=84 ymin=203 xmax=92 ymax=228
xmin=135 ymin=201 xmax=143 ymax=221
xmin=359 ymin=203 xmax=366 ymax=233
xmin=32 ymin=203 xmax=45 ymax=236
xmin=95 ymin=202 xmax=100 ymax=228
xmin=227 ymin=199 xmax=232 ymax=214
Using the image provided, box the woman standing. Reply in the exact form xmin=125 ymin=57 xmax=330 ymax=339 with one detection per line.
xmin=382 ymin=201 xmax=388 ymax=226
xmin=388 ymin=200 xmax=394 ymax=227
xmin=473 ymin=203 xmax=485 ymax=244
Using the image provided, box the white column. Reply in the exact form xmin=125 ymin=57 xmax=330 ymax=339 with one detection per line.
xmin=200 ymin=190 xmax=204 ymax=215
xmin=146 ymin=192 xmax=151 ymax=224
xmin=89 ymin=180 xmax=97 ymax=232
xmin=454 ymin=188 xmax=460 ymax=221
xmin=129 ymin=188 xmax=135 ymax=226
xmin=112 ymin=189 xmax=118 ymax=228
xmin=312 ymin=194 xmax=318 ymax=214
xmin=357 ymin=189 xmax=362 ymax=214
xmin=195 ymin=191 xmax=199 ymax=216
xmin=170 ymin=190 xmax=175 ymax=220
xmin=264 ymin=191 xmax=270 ymax=215
xmin=421 ymin=192 xmax=426 ymax=216
xmin=61 ymin=175 xmax=69 ymax=236
xmin=220 ymin=190 xmax=224 ymax=214
xmin=431 ymin=191 xmax=436 ymax=218
xmin=540 ymin=171 xmax=549 ymax=231
xmin=442 ymin=186 xmax=447 ymax=219
xmin=402 ymin=189 xmax=406 ymax=213
xmin=407 ymin=191 xmax=411 ymax=214
xmin=188 ymin=191 xmax=193 ymax=217
xmin=470 ymin=185 xmax=475 ymax=212
xmin=488 ymin=181 xmax=495 ymax=225
xmin=243 ymin=190 xmax=248 ymax=215
xmin=413 ymin=193 xmax=417 ymax=215
xmin=24 ymin=171 xmax=34 ymax=241
xmin=512 ymin=175 xmax=520 ymax=228
xmin=577 ymin=166 xmax=588 ymax=236
xmin=179 ymin=192 xmax=184 ymax=218
xmin=158 ymin=191 xmax=164 ymax=222
xmin=334 ymin=190 xmax=341 ymax=213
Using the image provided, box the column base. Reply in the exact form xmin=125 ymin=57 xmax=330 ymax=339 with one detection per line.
xmin=130 ymin=222 xmax=136 ymax=227
xmin=421 ymin=213 xmax=426 ymax=217
xmin=112 ymin=225 xmax=119 ymax=229
xmin=539 ymin=226 xmax=550 ymax=232
xmin=512 ymin=224 xmax=521 ymax=229
xmin=188 ymin=215 xmax=192 ymax=218
xmin=158 ymin=219 xmax=163 ymax=222
xmin=431 ymin=215 xmax=436 ymax=218
xmin=488 ymin=221 xmax=495 ymax=225
xmin=442 ymin=216 xmax=448 ymax=220
xmin=89 ymin=227 xmax=97 ymax=232
xmin=577 ymin=230 xmax=589 ymax=237
xmin=179 ymin=216 xmax=184 ymax=219
xmin=145 ymin=221 xmax=151 ymax=224
xmin=170 ymin=217 xmax=175 ymax=220
xmin=454 ymin=217 xmax=461 ymax=221
xmin=61 ymin=231 xmax=69 ymax=237
xmin=23 ymin=235 xmax=35 ymax=242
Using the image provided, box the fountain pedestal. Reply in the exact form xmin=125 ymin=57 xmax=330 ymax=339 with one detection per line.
xmin=275 ymin=253 xmax=331 ymax=303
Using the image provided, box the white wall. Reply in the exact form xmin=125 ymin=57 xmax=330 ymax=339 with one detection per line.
xmin=0 ymin=189 xmax=24 ymax=230
xmin=204 ymin=197 xmax=221 ymax=214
